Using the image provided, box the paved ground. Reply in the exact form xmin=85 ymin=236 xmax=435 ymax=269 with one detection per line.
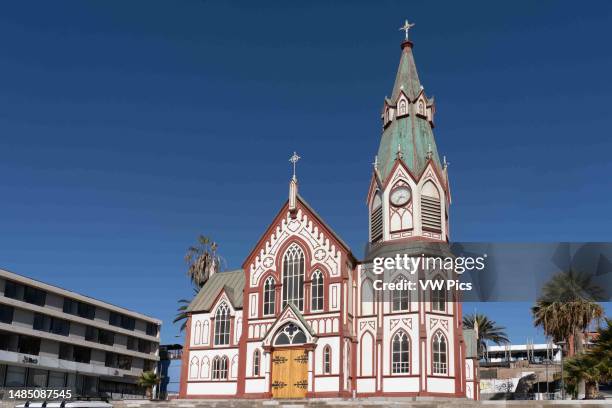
xmin=3 ymin=399 xmax=612 ymax=408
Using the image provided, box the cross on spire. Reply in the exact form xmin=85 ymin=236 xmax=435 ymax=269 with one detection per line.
xmin=289 ymin=151 xmax=301 ymax=180
xmin=399 ymin=19 xmax=415 ymax=41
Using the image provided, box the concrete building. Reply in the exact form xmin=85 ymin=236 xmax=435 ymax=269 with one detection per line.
xmin=0 ymin=268 xmax=161 ymax=398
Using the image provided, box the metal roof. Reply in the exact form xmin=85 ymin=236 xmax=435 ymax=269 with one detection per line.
xmin=187 ymin=269 xmax=244 ymax=313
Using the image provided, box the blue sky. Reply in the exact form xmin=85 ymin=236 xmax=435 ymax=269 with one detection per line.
xmin=1 ymin=1 xmax=611 ymax=345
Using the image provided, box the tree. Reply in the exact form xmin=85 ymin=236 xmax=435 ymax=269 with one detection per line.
xmin=175 ymin=235 xmax=223 ymax=332
xmin=462 ymin=313 xmax=509 ymax=359
xmin=137 ymin=371 xmax=160 ymax=400
xmin=185 ymin=235 xmax=221 ymax=288
xmin=532 ymin=270 xmax=604 ymax=398
xmin=173 ymin=287 xmax=199 ymax=332
xmin=532 ymin=270 xmax=604 ymax=356
xmin=563 ymin=319 xmax=612 ymax=399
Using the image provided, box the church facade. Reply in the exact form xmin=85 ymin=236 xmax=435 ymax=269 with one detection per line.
xmin=179 ymin=32 xmax=479 ymax=400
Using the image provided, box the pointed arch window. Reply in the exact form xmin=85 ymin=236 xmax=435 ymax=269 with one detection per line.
xmin=432 ymin=332 xmax=448 ymax=374
xmin=263 ymin=277 xmax=276 ymax=316
xmin=431 ymin=276 xmax=446 ymax=312
xmin=323 ymin=345 xmax=331 ymax=374
xmin=189 ymin=356 xmax=199 ymax=379
xmin=399 ymin=100 xmax=407 ymax=116
xmin=392 ymin=331 xmax=410 ymax=374
xmin=418 ymin=100 xmax=425 ymax=116
xmin=274 ymin=322 xmax=307 ymax=346
xmin=253 ymin=349 xmax=261 ymax=376
xmin=421 ymin=181 xmax=441 ymax=232
xmin=391 ymin=276 xmax=410 ymax=312
xmin=214 ymin=302 xmax=230 ymax=346
xmin=212 ymin=356 xmax=228 ymax=380
xmin=282 ymin=244 xmax=305 ymax=311
xmin=370 ymin=192 xmax=383 ymax=243
xmin=361 ymin=279 xmax=374 ymax=315
xmin=311 ymin=270 xmax=324 ymax=312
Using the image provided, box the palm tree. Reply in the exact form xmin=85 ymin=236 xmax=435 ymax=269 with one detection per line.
xmin=463 ymin=313 xmax=509 ymax=359
xmin=185 ymin=235 xmax=221 ymax=288
xmin=563 ymin=318 xmax=612 ymax=399
xmin=532 ymin=270 xmax=604 ymax=356
xmin=174 ymin=235 xmax=222 ymax=332
xmin=174 ymin=286 xmax=199 ymax=332
xmin=137 ymin=371 xmax=160 ymax=399
xmin=532 ymin=270 xmax=604 ymax=399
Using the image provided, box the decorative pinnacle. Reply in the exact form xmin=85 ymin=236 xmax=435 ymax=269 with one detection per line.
xmin=396 ymin=144 xmax=403 ymax=159
xmin=399 ymin=19 xmax=415 ymax=41
xmin=289 ymin=151 xmax=301 ymax=180
xmin=372 ymin=155 xmax=379 ymax=169
xmin=443 ymin=155 xmax=450 ymax=169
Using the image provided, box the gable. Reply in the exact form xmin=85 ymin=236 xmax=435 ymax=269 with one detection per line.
xmin=187 ymin=269 xmax=244 ymax=313
xmin=243 ymin=194 xmax=355 ymax=289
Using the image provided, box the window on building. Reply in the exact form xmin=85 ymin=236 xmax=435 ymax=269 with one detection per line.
xmin=370 ymin=193 xmax=383 ymax=243
xmin=4 ymin=280 xmax=46 ymax=306
xmin=48 ymin=371 xmax=66 ymax=388
xmin=85 ymin=326 xmax=96 ymax=342
xmin=274 ymin=323 xmax=307 ymax=346
xmin=391 ymin=276 xmax=410 ymax=312
xmin=27 ymin=369 xmax=48 ymax=388
xmin=263 ymin=277 xmax=275 ymax=316
xmin=73 ymin=345 xmax=91 ymax=363
xmin=143 ymin=359 xmax=155 ymax=372
xmin=214 ymin=302 xmax=230 ymax=346
xmin=399 ymin=100 xmax=407 ymax=115
xmin=0 ymin=304 xmax=14 ymax=324
xmin=17 ymin=335 xmax=40 ymax=355
xmin=5 ymin=365 xmax=27 ymax=387
xmin=421 ymin=181 xmax=442 ymax=232
xmin=431 ymin=277 xmax=446 ymax=312
xmin=253 ymin=349 xmax=260 ymax=376
xmin=33 ymin=313 xmax=70 ymax=336
xmin=211 ymin=356 xmax=228 ymax=380
xmin=118 ymin=354 xmax=133 ymax=370
xmin=109 ymin=312 xmax=136 ymax=331
xmin=391 ymin=331 xmax=410 ymax=374
xmin=311 ymin=270 xmax=324 ymax=312
xmin=146 ymin=322 xmax=158 ymax=337
xmin=97 ymin=328 xmax=114 ymax=346
xmin=282 ymin=243 xmax=305 ymax=311
xmin=104 ymin=352 xmax=121 ymax=368
xmin=0 ymin=330 xmax=18 ymax=351
xmin=127 ymin=336 xmax=137 ymax=351
xmin=63 ymin=298 xmax=95 ymax=320
xmin=323 ymin=346 xmax=331 ymax=374
xmin=432 ymin=332 xmax=448 ymax=375
xmin=138 ymin=339 xmax=152 ymax=354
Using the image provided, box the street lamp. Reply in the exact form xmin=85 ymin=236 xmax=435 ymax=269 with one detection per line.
xmin=556 ymin=340 xmax=567 ymax=400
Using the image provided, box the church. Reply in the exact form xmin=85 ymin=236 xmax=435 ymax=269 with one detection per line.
xmin=179 ymin=25 xmax=480 ymax=400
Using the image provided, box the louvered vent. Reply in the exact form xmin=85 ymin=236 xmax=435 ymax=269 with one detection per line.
xmin=370 ymin=205 xmax=383 ymax=242
xmin=421 ymin=196 xmax=441 ymax=231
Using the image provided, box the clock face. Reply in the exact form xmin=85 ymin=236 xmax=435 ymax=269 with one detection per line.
xmin=390 ymin=186 xmax=411 ymax=206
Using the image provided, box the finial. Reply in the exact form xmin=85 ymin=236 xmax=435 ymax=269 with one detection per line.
xmin=426 ymin=143 xmax=433 ymax=160
xmin=443 ymin=155 xmax=450 ymax=169
xmin=289 ymin=151 xmax=301 ymax=181
xmin=399 ymin=19 xmax=415 ymax=41
xmin=396 ymin=144 xmax=403 ymax=159
xmin=372 ymin=155 xmax=379 ymax=169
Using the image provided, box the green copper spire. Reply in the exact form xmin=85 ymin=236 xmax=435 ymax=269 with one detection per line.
xmin=375 ymin=39 xmax=442 ymax=181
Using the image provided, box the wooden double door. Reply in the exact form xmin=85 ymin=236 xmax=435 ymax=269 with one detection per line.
xmin=271 ymin=348 xmax=308 ymax=398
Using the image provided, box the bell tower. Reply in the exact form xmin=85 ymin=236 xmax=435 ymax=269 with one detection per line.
xmin=367 ymin=23 xmax=450 ymax=248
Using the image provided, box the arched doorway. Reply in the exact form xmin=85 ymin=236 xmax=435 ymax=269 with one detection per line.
xmin=270 ymin=322 xmax=309 ymax=399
